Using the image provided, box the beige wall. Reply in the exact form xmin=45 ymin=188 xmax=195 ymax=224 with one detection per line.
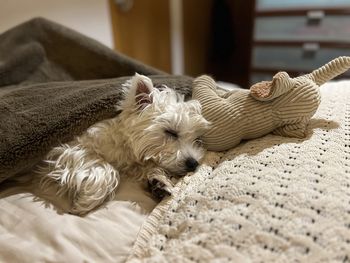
xmin=0 ymin=0 xmax=113 ymax=48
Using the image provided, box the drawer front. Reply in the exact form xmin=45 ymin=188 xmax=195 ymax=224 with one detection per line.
xmin=255 ymin=16 xmax=350 ymax=42
xmin=252 ymin=45 xmax=350 ymax=72
xmin=257 ymin=0 xmax=350 ymax=10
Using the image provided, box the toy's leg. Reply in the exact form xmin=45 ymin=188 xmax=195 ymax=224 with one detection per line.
xmin=272 ymin=121 xmax=308 ymax=138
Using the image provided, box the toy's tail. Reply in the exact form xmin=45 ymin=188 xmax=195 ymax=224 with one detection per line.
xmin=305 ymin=56 xmax=350 ymax=86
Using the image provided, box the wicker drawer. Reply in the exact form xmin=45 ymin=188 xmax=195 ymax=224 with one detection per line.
xmin=257 ymin=0 xmax=350 ymax=10
xmin=252 ymin=45 xmax=350 ymax=72
xmin=255 ymin=15 xmax=350 ymax=42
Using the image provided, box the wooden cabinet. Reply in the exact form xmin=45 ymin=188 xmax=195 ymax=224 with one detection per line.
xmin=109 ymin=0 xmax=213 ymax=75
xmin=109 ymin=0 xmax=172 ymax=72
xmin=250 ymin=0 xmax=350 ymax=84
xmin=109 ymin=0 xmax=254 ymax=88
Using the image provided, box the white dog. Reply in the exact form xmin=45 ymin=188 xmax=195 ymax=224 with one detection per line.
xmin=38 ymin=74 xmax=209 ymax=215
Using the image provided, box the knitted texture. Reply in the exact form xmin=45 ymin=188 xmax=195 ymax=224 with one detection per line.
xmin=193 ymin=56 xmax=350 ymax=151
xmin=129 ymin=81 xmax=350 ymax=262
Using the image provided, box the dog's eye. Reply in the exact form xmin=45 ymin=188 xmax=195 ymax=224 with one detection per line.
xmin=165 ymin=129 xmax=178 ymax=139
xmin=194 ymin=138 xmax=203 ymax=147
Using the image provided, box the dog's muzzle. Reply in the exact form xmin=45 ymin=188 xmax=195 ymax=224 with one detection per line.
xmin=185 ymin=158 xmax=199 ymax=172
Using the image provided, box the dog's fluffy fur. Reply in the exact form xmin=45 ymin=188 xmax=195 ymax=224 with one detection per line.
xmin=38 ymin=74 xmax=209 ymax=215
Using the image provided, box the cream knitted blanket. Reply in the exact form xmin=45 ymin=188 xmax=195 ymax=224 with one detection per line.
xmin=129 ymin=81 xmax=350 ymax=262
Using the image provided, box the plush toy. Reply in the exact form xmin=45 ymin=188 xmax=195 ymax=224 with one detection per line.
xmin=193 ymin=56 xmax=350 ymax=151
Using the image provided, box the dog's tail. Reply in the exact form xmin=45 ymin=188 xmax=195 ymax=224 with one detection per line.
xmin=304 ymin=56 xmax=350 ymax=86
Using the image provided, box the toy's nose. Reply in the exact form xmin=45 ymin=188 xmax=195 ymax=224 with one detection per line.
xmin=185 ymin=158 xmax=199 ymax=172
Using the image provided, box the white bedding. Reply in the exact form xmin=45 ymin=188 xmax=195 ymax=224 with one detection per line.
xmin=0 ymin=177 xmax=157 ymax=263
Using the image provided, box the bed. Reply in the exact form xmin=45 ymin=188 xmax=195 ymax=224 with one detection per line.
xmin=1 ymin=18 xmax=350 ymax=262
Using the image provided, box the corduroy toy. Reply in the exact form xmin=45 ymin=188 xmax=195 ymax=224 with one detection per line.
xmin=193 ymin=56 xmax=350 ymax=151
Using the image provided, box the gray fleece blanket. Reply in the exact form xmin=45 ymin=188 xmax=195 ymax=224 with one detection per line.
xmin=0 ymin=18 xmax=193 ymax=182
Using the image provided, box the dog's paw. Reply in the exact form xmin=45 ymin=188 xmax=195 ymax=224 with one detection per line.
xmin=148 ymin=179 xmax=172 ymax=200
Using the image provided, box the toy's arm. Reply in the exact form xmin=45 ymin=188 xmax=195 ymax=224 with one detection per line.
xmin=192 ymin=75 xmax=227 ymax=105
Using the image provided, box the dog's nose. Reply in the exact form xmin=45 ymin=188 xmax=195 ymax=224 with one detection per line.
xmin=185 ymin=158 xmax=199 ymax=172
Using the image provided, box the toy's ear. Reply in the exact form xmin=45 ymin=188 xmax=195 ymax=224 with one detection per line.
xmin=250 ymin=71 xmax=292 ymax=101
xmin=250 ymin=80 xmax=272 ymax=101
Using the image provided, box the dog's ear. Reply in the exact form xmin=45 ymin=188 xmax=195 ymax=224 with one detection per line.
xmin=134 ymin=74 xmax=153 ymax=109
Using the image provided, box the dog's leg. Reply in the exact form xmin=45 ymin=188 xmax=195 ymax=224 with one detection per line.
xmin=69 ymin=161 xmax=119 ymax=216
xmin=39 ymin=144 xmax=119 ymax=216
xmin=146 ymin=168 xmax=175 ymax=200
